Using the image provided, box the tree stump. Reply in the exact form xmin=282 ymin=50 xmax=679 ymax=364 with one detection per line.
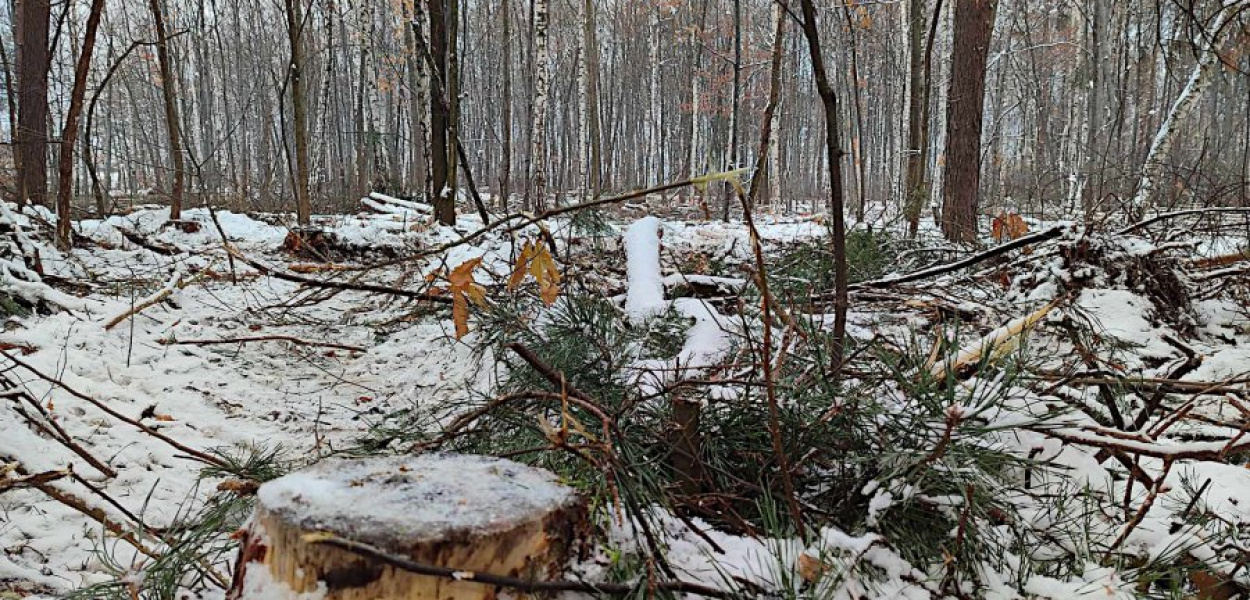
xmin=230 ymin=454 xmax=585 ymax=600
xmin=281 ymin=227 xmax=337 ymax=260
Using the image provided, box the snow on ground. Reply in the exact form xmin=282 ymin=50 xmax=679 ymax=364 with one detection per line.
xmin=1 ymin=206 xmax=833 ymax=596
xmin=1 ymin=203 xmax=1246 ymax=599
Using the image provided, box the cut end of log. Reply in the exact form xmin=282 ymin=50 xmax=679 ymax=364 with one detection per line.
xmin=231 ymin=453 xmax=585 ymax=600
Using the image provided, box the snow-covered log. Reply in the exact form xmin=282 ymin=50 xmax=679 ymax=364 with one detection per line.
xmin=231 ymin=454 xmax=585 ymax=600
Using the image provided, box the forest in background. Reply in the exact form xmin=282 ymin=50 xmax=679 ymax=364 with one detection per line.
xmin=3 ymin=0 xmax=1249 ymax=228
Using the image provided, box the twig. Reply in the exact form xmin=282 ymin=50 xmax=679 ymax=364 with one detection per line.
xmin=1106 ymin=459 xmax=1173 ymax=557
xmin=1117 ymin=207 xmax=1250 ymax=235
xmin=0 ymin=468 xmax=67 ymax=493
xmin=226 ymin=246 xmax=452 ymax=304
xmin=304 ymin=533 xmax=739 ymax=598
xmin=160 ymin=335 xmax=365 ymax=353
xmin=0 ymin=350 xmax=226 ymax=468
xmin=103 ymin=267 xmax=213 ymax=330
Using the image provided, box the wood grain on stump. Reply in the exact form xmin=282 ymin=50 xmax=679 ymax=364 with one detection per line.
xmin=231 ymin=453 xmax=584 ymax=600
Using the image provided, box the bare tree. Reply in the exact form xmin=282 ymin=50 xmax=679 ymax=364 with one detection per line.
xmin=797 ymin=0 xmax=849 ymax=374
xmin=1129 ymin=0 xmax=1248 ymax=218
xmin=15 ymin=0 xmax=51 ymax=208
xmin=528 ymin=0 xmax=549 ymax=210
xmin=54 ymin=0 xmax=107 ymax=248
xmin=148 ymin=0 xmax=185 ymax=221
xmin=283 ymin=0 xmax=313 ymax=225
xmin=940 ymin=0 xmax=996 ymax=243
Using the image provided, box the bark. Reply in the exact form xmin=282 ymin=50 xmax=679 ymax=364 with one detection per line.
xmin=498 ymin=0 xmax=512 ymax=209
xmin=529 ymin=0 xmax=550 ymax=209
xmin=149 ymin=0 xmax=185 ymax=221
xmin=407 ymin=0 xmax=430 ymax=198
xmin=229 ymin=455 xmax=585 ymax=600
xmin=1128 ymin=0 xmax=1247 ymax=219
xmin=428 ymin=0 xmax=453 ymax=224
xmin=283 ymin=0 xmax=312 ymax=225
xmin=940 ymin=0 xmax=996 ymax=244
xmin=583 ymin=0 xmax=601 ymax=198
xmin=15 ymin=0 xmax=51 ymax=208
xmin=796 ymin=0 xmax=849 ymax=375
xmin=721 ymin=0 xmax=742 ymax=222
xmin=903 ymin=0 xmax=935 ymax=235
xmin=54 ymin=0 xmax=107 ymax=249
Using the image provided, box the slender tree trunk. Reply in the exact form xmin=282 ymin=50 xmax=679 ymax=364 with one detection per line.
xmin=940 ymin=0 xmax=996 ymax=243
xmin=54 ymin=0 xmax=106 ymax=248
xmin=446 ymin=0 xmax=460 ymax=195
xmin=428 ymin=0 xmax=453 ymax=224
xmin=149 ymin=0 xmax=185 ymax=221
xmin=408 ymin=0 xmax=431 ymax=198
xmin=529 ymin=0 xmax=549 ymax=209
xmin=721 ymin=0 xmax=742 ymax=222
xmin=283 ymin=0 xmax=312 ymax=225
xmin=903 ymin=0 xmax=940 ymax=236
xmin=840 ymin=4 xmax=867 ymax=221
xmin=498 ymin=0 xmax=512 ymax=209
xmin=0 ymin=33 xmax=18 ymax=171
xmin=583 ymin=0 xmax=601 ymax=198
xmin=1128 ymin=0 xmax=1246 ymax=218
xmin=797 ymin=0 xmax=849 ymax=376
xmin=15 ymin=0 xmax=51 ymax=208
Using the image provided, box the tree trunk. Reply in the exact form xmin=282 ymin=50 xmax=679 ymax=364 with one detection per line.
xmin=15 ymin=0 xmax=51 ymax=208
xmin=407 ymin=0 xmax=430 ymax=198
xmin=428 ymin=0 xmax=454 ymax=224
xmin=498 ymin=0 xmax=512 ymax=209
xmin=903 ymin=0 xmax=942 ymax=236
xmin=797 ymin=0 xmax=849 ymax=376
xmin=229 ymin=454 xmax=585 ymax=600
xmin=54 ymin=0 xmax=107 ymax=249
xmin=529 ymin=0 xmax=549 ymax=210
xmin=149 ymin=0 xmax=185 ymax=221
xmin=940 ymin=0 xmax=996 ymax=243
xmin=1128 ymin=0 xmax=1246 ymax=219
xmin=721 ymin=0 xmax=741 ymax=222
xmin=583 ymin=0 xmax=601 ymax=198
xmin=283 ymin=0 xmax=313 ymax=225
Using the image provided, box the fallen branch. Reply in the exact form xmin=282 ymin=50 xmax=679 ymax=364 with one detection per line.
xmin=118 ymin=228 xmax=182 ymax=255
xmin=854 ymin=226 xmax=1066 ymax=289
xmin=104 ymin=266 xmax=212 ymax=330
xmin=928 ymin=300 xmax=1059 ymax=381
xmin=0 ymin=467 xmax=68 ymax=493
xmin=160 ymin=335 xmax=366 ymax=353
xmin=0 ymin=350 xmax=226 ymax=468
xmin=1117 ymin=207 xmax=1250 ymax=235
xmin=226 ymin=246 xmax=452 ymax=304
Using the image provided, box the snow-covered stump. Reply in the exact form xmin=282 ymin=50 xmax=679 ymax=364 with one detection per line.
xmin=231 ymin=454 xmax=585 ymax=600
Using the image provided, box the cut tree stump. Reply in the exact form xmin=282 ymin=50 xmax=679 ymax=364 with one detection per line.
xmin=229 ymin=453 xmax=585 ymax=600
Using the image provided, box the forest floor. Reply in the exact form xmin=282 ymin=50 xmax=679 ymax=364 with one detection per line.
xmin=0 ymin=196 xmax=1247 ymax=599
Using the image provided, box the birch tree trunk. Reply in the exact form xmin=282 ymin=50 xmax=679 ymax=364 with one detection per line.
xmin=1128 ymin=0 xmax=1247 ymax=218
xmin=498 ymin=0 xmax=512 ymax=209
xmin=529 ymin=0 xmax=550 ymax=210
xmin=408 ymin=0 xmax=431 ymax=197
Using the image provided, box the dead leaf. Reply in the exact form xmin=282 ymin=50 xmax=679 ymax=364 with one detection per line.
xmin=448 ymin=258 xmax=487 ymax=339
xmin=508 ymin=240 xmax=562 ymax=306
